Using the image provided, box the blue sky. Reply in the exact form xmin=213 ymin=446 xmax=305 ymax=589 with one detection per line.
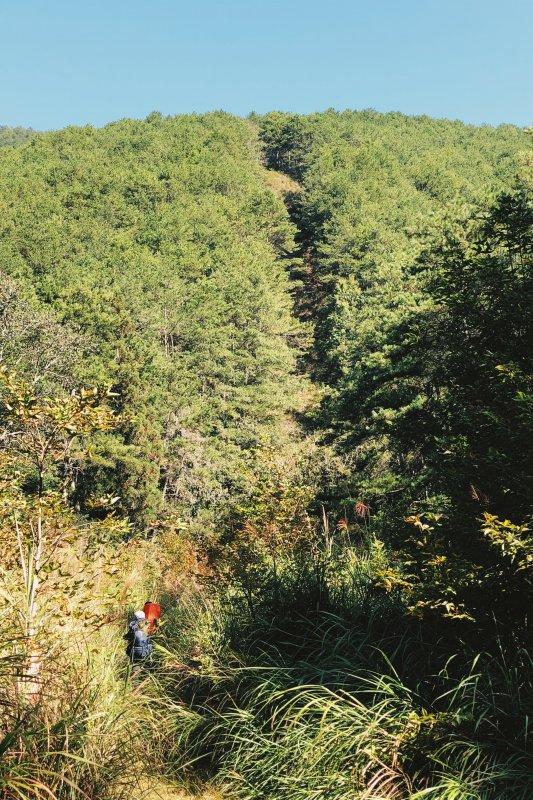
xmin=1 ymin=0 xmax=531 ymax=130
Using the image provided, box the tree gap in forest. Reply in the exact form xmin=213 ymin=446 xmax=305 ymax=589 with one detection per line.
xmin=260 ymin=151 xmax=328 ymax=381
xmin=1 ymin=111 xmax=531 ymax=800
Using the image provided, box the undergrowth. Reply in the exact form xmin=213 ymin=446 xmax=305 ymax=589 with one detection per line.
xmin=157 ymin=537 xmax=533 ymax=800
xmin=2 ymin=531 xmax=531 ymax=800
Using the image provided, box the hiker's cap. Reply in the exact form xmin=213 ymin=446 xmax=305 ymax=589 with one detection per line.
xmin=134 ymin=610 xmax=146 ymax=619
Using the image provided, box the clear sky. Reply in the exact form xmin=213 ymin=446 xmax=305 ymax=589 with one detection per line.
xmin=1 ymin=0 xmax=531 ymax=131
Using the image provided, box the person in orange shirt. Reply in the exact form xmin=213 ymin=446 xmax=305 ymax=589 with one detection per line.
xmin=143 ymin=600 xmax=161 ymax=634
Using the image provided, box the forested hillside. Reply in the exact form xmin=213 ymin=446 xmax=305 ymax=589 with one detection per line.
xmin=1 ymin=110 xmax=531 ymax=800
xmin=0 ymin=113 xmax=303 ymax=528
xmin=258 ymin=110 xmax=532 ymax=623
xmin=0 ymin=125 xmax=35 ymax=147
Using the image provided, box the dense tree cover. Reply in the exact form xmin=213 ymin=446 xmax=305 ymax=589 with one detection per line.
xmin=259 ymin=110 xmax=528 ymax=370
xmin=259 ymin=110 xmax=532 ymax=624
xmin=333 ymin=188 xmax=533 ymax=625
xmin=0 ymin=124 xmax=35 ymax=147
xmin=0 ymin=109 xmax=531 ymax=800
xmin=0 ymin=113 xmax=302 ymax=527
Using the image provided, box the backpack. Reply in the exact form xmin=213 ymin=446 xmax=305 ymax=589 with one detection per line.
xmin=124 ymin=619 xmax=153 ymax=662
xmin=131 ymin=626 xmax=153 ymax=661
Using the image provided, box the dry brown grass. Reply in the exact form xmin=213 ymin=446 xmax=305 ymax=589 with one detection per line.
xmin=262 ymin=168 xmax=301 ymax=197
xmin=130 ymin=776 xmax=224 ymax=800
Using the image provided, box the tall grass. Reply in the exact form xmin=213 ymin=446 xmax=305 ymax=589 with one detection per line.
xmin=157 ymin=538 xmax=533 ymax=800
xmin=0 ymin=531 xmax=192 ymax=800
xmin=2 ymin=524 xmax=531 ymax=799
xmin=0 ymin=629 xmax=185 ymax=800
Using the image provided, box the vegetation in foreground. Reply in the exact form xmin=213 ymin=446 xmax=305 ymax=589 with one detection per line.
xmin=0 ymin=110 xmax=531 ymax=799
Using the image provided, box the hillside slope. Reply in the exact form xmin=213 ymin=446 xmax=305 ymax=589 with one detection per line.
xmin=0 ymin=109 xmax=531 ymax=800
xmin=0 ymin=113 xmax=305 ymax=526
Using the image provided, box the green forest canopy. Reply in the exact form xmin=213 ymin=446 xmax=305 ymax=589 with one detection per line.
xmin=0 ymin=109 xmax=532 ymax=800
xmin=0 ymin=113 xmax=302 ymax=526
xmin=259 ymin=109 xmax=532 ymax=622
xmin=0 ymin=124 xmax=35 ymax=147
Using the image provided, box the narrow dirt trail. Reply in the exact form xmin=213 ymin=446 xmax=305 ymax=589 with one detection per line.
xmin=133 ymin=776 xmax=223 ymax=800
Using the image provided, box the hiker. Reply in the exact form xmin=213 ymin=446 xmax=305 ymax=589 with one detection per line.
xmin=125 ymin=610 xmax=153 ymax=664
xmin=143 ymin=600 xmax=161 ymax=634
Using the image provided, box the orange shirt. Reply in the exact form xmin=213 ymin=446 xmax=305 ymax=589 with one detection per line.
xmin=143 ymin=601 xmax=161 ymax=634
